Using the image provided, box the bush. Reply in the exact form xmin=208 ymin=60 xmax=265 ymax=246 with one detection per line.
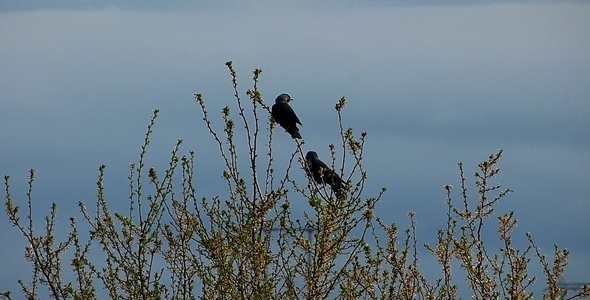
xmin=3 ymin=62 xmax=589 ymax=300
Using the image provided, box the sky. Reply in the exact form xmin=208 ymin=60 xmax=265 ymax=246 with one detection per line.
xmin=1 ymin=0 xmax=589 ymax=297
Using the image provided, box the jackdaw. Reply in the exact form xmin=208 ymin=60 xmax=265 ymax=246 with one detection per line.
xmin=271 ymin=93 xmax=302 ymax=139
xmin=305 ymin=151 xmax=346 ymax=198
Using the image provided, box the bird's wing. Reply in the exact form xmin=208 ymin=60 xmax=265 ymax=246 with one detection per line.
xmin=315 ymin=158 xmax=330 ymax=172
xmin=317 ymin=160 xmax=335 ymax=180
xmin=294 ymin=114 xmax=302 ymax=126
xmin=272 ymin=103 xmax=291 ymax=122
xmin=291 ymin=107 xmax=302 ymax=125
xmin=285 ymin=105 xmax=301 ymax=125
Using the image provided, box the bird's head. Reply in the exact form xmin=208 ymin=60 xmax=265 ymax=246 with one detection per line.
xmin=305 ymin=151 xmax=319 ymax=161
xmin=275 ymin=93 xmax=293 ymax=103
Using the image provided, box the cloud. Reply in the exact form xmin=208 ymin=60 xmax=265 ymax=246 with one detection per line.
xmin=1 ymin=0 xmax=587 ymax=13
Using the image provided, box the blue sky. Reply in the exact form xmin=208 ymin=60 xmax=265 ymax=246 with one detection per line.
xmin=1 ymin=1 xmax=589 ymax=297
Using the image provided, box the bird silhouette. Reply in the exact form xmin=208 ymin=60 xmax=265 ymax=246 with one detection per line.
xmin=305 ymin=151 xmax=346 ymax=198
xmin=271 ymin=93 xmax=302 ymax=139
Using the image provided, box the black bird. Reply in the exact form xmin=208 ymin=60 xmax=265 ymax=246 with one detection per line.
xmin=271 ymin=93 xmax=302 ymax=139
xmin=305 ymin=151 xmax=346 ymax=198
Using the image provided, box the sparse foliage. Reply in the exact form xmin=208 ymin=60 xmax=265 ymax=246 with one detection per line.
xmin=3 ymin=63 xmax=589 ymax=300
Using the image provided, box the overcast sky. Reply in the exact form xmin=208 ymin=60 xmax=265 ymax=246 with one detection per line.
xmin=1 ymin=1 xmax=589 ymax=297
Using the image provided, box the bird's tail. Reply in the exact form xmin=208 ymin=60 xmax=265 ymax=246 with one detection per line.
xmin=330 ymin=181 xmax=347 ymax=199
xmin=290 ymin=129 xmax=302 ymax=139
